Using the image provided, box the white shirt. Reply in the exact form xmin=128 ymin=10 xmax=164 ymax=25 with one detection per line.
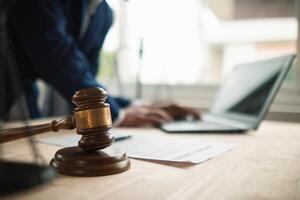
xmin=79 ymin=0 xmax=104 ymax=39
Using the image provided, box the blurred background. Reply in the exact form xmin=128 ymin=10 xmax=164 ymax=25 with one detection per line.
xmin=10 ymin=0 xmax=300 ymax=122
xmin=98 ymin=0 xmax=299 ymax=121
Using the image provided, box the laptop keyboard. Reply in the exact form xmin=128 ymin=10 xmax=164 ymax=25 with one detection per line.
xmin=162 ymin=120 xmax=237 ymax=132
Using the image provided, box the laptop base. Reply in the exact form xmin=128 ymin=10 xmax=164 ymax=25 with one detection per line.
xmin=160 ymin=120 xmax=247 ymax=134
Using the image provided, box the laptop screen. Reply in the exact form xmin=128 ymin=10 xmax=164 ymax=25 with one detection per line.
xmin=210 ymin=55 xmax=294 ymax=119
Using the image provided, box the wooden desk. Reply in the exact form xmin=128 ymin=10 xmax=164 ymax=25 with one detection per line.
xmin=2 ymin=120 xmax=300 ymax=200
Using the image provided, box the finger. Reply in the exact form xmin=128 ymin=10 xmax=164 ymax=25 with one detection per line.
xmin=166 ymin=105 xmax=200 ymax=120
xmin=182 ymin=107 xmax=201 ymax=119
xmin=147 ymin=109 xmax=172 ymax=122
xmin=146 ymin=116 xmax=166 ymax=125
xmin=119 ymin=114 xmax=167 ymax=127
xmin=135 ymin=115 xmax=166 ymax=126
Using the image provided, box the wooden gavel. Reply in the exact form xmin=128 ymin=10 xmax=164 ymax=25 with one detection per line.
xmin=0 ymin=87 xmax=114 ymax=151
xmin=0 ymin=87 xmax=131 ymax=176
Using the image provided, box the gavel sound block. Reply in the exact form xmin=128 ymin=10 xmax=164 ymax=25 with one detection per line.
xmin=50 ymin=88 xmax=130 ymax=176
xmin=0 ymin=88 xmax=131 ymax=176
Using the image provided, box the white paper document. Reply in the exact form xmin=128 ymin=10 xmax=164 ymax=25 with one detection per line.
xmin=38 ymin=132 xmax=235 ymax=164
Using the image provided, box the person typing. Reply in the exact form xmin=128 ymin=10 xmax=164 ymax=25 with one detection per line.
xmin=7 ymin=0 xmax=200 ymax=126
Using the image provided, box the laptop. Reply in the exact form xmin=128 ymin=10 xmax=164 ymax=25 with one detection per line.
xmin=160 ymin=54 xmax=295 ymax=133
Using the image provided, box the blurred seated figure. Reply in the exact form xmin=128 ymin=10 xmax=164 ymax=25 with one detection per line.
xmin=7 ymin=0 xmax=200 ymax=126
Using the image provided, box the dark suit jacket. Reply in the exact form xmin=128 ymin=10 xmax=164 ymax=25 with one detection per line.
xmin=8 ymin=0 xmax=130 ymax=121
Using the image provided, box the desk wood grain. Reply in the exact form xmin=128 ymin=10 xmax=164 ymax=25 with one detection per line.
xmin=1 ymin=120 xmax=300 ymax=200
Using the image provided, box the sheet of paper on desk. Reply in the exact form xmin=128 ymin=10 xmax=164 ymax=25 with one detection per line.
xmin=37 ymin=132 xmax=235 ymax=164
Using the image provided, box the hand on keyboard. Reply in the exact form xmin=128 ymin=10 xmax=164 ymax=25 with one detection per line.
xmin=117 ymin=103 xmax=201 ymax=127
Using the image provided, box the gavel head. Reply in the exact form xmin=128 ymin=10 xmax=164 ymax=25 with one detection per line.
xmin=72 ymin=87 xmax=114 ymax=152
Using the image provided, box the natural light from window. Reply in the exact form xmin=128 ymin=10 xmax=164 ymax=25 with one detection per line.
xmin=101 ymin=0 xmax=297 ymax=87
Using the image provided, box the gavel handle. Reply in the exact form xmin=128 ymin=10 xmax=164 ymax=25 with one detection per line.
xmin=0 ymin=123 xmax=53 ymax=143
xmin=0 ymin=116 xmax=74 ymax=144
